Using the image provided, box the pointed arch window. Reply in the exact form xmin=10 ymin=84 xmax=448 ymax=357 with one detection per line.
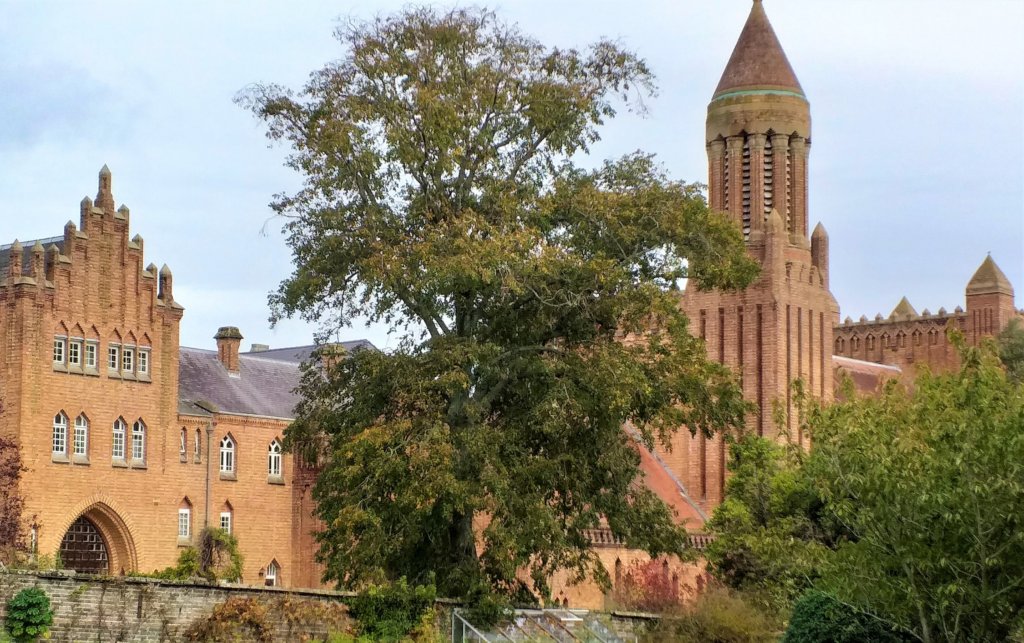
xmin=112 ymin=418 xmax=126 ymax=461
xmin=131 ymin=419 xmax=146 ymax=463
xmin=194 ymin=428 xmax=202 ymax=463
xmin=265 ymin=560 xmax=279 ymax=587
xmin=178 ymin=498 xmax=193 ymax=542
xmin=220 ymin=436 xmax=236 ymax=477
xmin=73 ymin=414 xmax=89 ymax=458
xmin=52 ymin=412 xmax=68 ymax=458
xmin=268 ymin=440 xmax=283 ymax=481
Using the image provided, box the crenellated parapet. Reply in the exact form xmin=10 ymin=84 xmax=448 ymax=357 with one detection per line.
xmin=833 ymin=255 xmax=1020 ymax=374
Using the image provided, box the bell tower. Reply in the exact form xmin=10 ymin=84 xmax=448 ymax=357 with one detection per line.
xmin=667 ymin=0 xmax=839 ymax=512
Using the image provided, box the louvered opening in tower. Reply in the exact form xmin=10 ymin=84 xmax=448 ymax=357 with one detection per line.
xmin=742 ymin=138 xmax=751 ymax=239
xmin=763 ymin=136 xmax=774 ymax=222
xmin=785 ymin=139 xmax=792 ymax=231
xmin=723 ymin=148 xmax=730 ymax=211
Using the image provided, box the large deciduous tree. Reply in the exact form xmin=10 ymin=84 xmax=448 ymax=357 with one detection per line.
xmin=239 ymin=7 xmax=756 ymax=599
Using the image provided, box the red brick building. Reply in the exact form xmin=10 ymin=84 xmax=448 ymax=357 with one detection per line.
xmin=1 ymin=0 xmax=1018 ymax=606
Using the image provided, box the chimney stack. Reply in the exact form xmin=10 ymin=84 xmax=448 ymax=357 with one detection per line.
xmin=214 ymin=326 xmax=243 ymax=374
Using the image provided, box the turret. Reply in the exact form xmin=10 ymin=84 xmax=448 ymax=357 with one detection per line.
xmin=965 ymin=255 xmax=1016 ymax=340
xmin=811 ymin=222 xmax=829 ymax=287
xmin=706 ymin=0 xmax=811 ymax=243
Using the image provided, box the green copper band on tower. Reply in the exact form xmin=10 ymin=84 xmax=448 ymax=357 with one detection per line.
xmin=712 ymin=88 xmax=806 ymax=102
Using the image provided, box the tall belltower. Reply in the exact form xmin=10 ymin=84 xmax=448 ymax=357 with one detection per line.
xmin=669 ymin=0 xmax=839 ymax=512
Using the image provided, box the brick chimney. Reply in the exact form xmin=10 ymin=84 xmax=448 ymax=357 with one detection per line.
xmin=214 ymin=326 xmax=243 ymax=373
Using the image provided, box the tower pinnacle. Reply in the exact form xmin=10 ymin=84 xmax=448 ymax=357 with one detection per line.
xmin=713 ymin=0 xmax=803 ymax=100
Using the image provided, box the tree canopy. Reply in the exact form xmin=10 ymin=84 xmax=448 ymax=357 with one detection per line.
xmin=240 ymin=6 xmax=756 ymax=600
xmin=709 ymin=338 xmax=1024 ymax=642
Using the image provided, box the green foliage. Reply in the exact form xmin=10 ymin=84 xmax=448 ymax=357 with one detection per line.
xmin=646 ymin=585 xmax=777 ymax=643
xmin=4 ymin=587 xmax=53 ymax=643
xmin=183 ymin=597 xmax=272 ymax=643
xmin=149 ymin=527 xmax=242 ymax=582
xmin=0 ymin=436 xmax=26 ymax=563
xmin=704 ymin=433 xmax=834 ymax=612
xmin=998 ymin=317 xmax=1024 ymax=384
xmin=348 ymin=579 xmax=436 ymax=640
xmin=781 ymin=590 xmax=912 ymax=643
xmin=808 ymin=335 xmax=1024 ymax=642
xmin=239 ymin=5 xmax=756 ymax=600
xmin=611 ymin=557 xmax=682 ymax=614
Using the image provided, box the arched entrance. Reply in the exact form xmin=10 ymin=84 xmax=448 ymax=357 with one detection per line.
xmin=58 ymin=503 xmax=138 ymax=575
xmin=60 ymin=516 xmax=109 ymax=574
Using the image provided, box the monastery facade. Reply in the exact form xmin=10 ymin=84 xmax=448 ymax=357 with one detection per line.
xmin=1 ymin=0 xmax=1019 ymax=607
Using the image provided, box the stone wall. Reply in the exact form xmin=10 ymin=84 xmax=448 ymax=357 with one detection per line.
xmin=0 ymin=571 xmax=654 ymax=642
xmin=0 ymin=570 xmax=355 ymax=642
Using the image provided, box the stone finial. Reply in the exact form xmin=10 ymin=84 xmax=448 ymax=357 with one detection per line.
xmin=158 ymin=264 xmax=173 ymax=301
xmin=766 ymin=208 xmax=786 ymax=234
xmin=96 ymin=164 xmax=115 ymax=211
xmin=875 ymin=313 xmax=883 ymax=321
xmin=844 ymin=316 xmax=852 ymax=324
xmin=954 ymin=305 xmax=963 ymax=313
xmin=922 ymin=308 xmax=931 ymax=317
xmin=938 ymin=307 xmax=947 ymax=316
xmin=859 ymin=315 xmax=868 ymax=323
xmin=8 ymin=240 xmax=22 ymax=278
xmin=30 ymin=240 xmax=44 ymax=279
xmin=145 ymin=262 xmax=157 ymax=275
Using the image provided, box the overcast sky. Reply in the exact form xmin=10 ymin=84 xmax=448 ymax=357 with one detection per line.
xmin=2 ymin=0 xmax=1021 ymax=352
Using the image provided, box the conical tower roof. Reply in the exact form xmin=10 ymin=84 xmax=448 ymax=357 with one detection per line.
xmin=713 ymin=0 xmax=804 ymax=100
xmin=966 ymin=255 xmax=1014 ymax=296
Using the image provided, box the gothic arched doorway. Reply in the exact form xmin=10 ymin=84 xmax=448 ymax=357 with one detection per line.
xmin=60 ymin=516 xmax=109 ymax=574
xmin=57 ymin=503 xmax=138 ymax=575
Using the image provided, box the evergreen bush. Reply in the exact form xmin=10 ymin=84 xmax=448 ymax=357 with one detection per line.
xmin=4 ymin=587 xmax=53 ymax=643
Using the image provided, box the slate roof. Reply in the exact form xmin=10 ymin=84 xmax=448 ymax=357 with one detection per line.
xmin=178 ymin=347 xmax=305 ymax=419
xmin=242 ymin=340 xmax=376 ymax=365
xmin=179 ymin=340 xmax=378 ymax=420
xmin=713 ymin=0 xmax=804 ymax=99
xmin=0 ymin=236 xmax=64 ymax=276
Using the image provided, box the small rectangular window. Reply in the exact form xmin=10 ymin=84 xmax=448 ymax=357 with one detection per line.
xmin=138 ymin=349 xmax=149 ymax=375
xmin=108 ymin=345 xmax=120 ymax=371
xmin=68 ymin=340 xmax=82 ymax=366
xmin=85 ymin=342 xmax=98 ymax=369
xmin=220 ymin=512 xmax=232 ymax=534
xmin=178 ymin=509 xmax=191 ymax=538
xmin=122 ymin=347 xmax=134 ymax=373
xmin=53 ymin=338 xmax=66 ymax=364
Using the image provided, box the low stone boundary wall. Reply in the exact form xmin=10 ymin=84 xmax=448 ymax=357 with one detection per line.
xmin=0 ymin=570 xmax=356 ymax=642
xmin=0 ymin=570 xmax=654 ymax=642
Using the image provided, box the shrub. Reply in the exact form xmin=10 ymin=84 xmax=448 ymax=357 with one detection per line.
xmin=613 ymin=557 xmax=683 ymax=613
xmin=781 ymin=590 xmax=913 ymax=643
xmin=149 ymin=527 xmax=242 ymax=582
xmin=348 ymin=578 xmax=436 ymax=640
xmin=4 ymin=587 xmax=54 ymax=643
xmin=647 ymin=585 xmax=777 ymax=643
xmin=182 ymin=597 xmax=272 ymax=642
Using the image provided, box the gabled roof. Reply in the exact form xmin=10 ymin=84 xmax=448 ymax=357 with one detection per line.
xmin=713 ymin=0 xmax=804 ymax=100
xmin=178 ymin=347 xmax=304 ymax=419
xmin=966 ymin=255 xmax=1014 ymax=296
